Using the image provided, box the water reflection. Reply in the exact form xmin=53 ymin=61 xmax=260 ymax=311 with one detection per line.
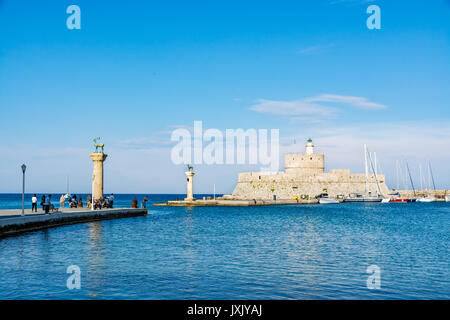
xmin=85 ymin=222 xmax=106 ymax=297
xmin=0 ymin=203 xmax=449 ymax=299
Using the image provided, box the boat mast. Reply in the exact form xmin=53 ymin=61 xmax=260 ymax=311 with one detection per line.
xmin=367 ymin=149 xmax=382 ymax=196
xmin=419 ymin=163 xmax=424 ymax=191
xmin=403 ymin=161 xmax=409 ymax=190
xmin=428 ymin=161 xmax=436 ymax=191
xmin=364 ymin=144 xmax=369 ymax=195
xmin=396 ymin=160 xmax=400 ymax=190
xmin=405 ymin=160 xmax=416 ymax=197
xmin=374 ymin=152 xmax=378 ymax=176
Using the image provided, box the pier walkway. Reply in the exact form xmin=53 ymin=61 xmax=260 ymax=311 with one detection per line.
xmin=0 ymin=207 xmax=148 ymax=238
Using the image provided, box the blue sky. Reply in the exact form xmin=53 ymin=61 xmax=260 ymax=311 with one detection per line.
xmin=0 ymin=0 xmax=449 ymax=194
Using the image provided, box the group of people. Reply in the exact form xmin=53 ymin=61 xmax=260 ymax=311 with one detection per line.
xmin=131 ymin=196 xmax=149 ymax=208
xmin=30 ymin=193 xmax=154 ymax=212
xmin=31 ymin=193 xmax=92 ymax=214
xmin=61 ymin=194 xmax=84 ymax=208
xmin=31 ymin=194 xmax=55 ymax=214
xmin=93 ymin=194 xmax=114 ymax=210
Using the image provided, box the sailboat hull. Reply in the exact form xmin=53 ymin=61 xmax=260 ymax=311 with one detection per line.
xmin=343 ymin=197 xmax=382 ymax=203
xmin=319 ymin=198 xmax=339 ymax=204
xmin=389 ymin=198 xmax=414 ymax=203
xmin=417 ymin=197 xmax=436 ymax=203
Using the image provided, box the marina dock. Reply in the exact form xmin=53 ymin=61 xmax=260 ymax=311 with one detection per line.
xmin=0 ymin=207 xmax=148 ymax=238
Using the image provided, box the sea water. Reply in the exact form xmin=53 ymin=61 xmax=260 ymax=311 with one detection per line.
xmin=0 ymin=194 xmax=449 ymax=299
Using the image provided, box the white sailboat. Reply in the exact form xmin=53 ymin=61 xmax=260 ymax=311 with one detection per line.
xmin=64 ymin=175 xmax=71 ymax=199
xmin=344 ymin=144 xmax=383 ymax=203
xmin=417 ymin=161 xmax=437 ymax=203
xmin=417 ymin=196 xmax=436 ymax=203
xmin=317 ymin=193 xmax=339 ymax=204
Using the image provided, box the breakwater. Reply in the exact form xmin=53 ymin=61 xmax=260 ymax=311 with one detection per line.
xmin=0 ymin=208 xmax=147 ymax=238
xmin=394 ymin=189 xmax=448 ymax=200
xmin=154 ymin=199 xmax=318 ymax=207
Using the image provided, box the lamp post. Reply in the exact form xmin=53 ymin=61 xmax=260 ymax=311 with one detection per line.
xmin=21 ymin=164 xmax=26 ymax=216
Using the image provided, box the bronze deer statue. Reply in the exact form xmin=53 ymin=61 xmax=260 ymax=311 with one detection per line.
xmin=93 ymin=137 xmax=104 ymax=153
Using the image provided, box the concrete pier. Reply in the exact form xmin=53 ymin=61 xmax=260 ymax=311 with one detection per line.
xmin=154 ymin=199 xmax=318 ymax=207
xmin=0 ymin=208 xmax=147 ymax=238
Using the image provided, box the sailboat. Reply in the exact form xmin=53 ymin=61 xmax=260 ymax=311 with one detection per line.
xmin=317 ymin=193 xmax=339 ymax=204
xmin=389 ymin=160 xmax=416 ymax=203
xmin=344 ymin=144 xmax=383 ymax=203
xmin=417 ymin=161 xmax=437 ymax=203
xmin=64 ymin=175 xmax=71 ymax=199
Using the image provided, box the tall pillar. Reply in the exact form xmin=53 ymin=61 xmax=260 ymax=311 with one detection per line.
xmin=185 ymin=171 xmax=195 ymax=201
xmin=90 ymin=153 xmax=107 ymax=200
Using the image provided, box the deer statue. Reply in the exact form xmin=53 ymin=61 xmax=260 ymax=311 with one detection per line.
xmin=186 ymin=164 xmax=193 ymax=172
xmin=93 ymin=137 xmax=105 ymax=153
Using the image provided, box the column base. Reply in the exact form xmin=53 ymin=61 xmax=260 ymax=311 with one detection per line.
xmin=184 ymin=197 xmax=196 ymax=201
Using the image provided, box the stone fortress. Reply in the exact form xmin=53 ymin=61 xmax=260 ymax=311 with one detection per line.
xmin=230 ymin=139 xmax=390 ymax=200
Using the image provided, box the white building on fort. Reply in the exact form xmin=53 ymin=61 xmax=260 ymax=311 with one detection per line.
xmin=230 ymin=139 xmax=390 ymax=200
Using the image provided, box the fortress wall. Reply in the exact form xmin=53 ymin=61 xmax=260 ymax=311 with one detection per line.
xmin=329 ymin=169 xmax=350 ymax=176
xmin=232 ymin=171 xmax=390 ymax=200
xmin=232 ymin=140 xmax=392 ymax=200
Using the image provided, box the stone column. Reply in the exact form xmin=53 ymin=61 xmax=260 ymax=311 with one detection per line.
xmin=90 ymin=153 xmax=108 ymax=200
xmin=185 ymin=171 xmax=195 ymax=201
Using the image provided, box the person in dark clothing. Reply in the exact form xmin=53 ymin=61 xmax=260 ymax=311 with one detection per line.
xmin=70 ymin=194 xmax=78 ymax=208
xmin=40 ymin=195 xmax=46 ymax=211
xmin=109 ymin=193 xmax=114 ymax=208
xmin=131 ymin=197 xmax=138 ymax=208
xmin=142 ymin=196 xmax=149 ymax=208
xmin=44 ymin=195 xmax=51 ymax=214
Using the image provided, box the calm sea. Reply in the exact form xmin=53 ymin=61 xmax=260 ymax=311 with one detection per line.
xmin=0 ymin=193 xmax=449 ymax=299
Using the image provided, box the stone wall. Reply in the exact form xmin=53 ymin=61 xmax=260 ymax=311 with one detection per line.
xmin=393 ymin=189 xmax=449 ymax=199
xmin=231 ymin=170 xmax=390 ymax=200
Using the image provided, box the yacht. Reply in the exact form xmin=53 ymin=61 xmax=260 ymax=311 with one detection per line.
xmin=417 ymin=196 xmax=436 ymax=203
xmin=417 ymin=162 xmax=437 ymax=203
xmin=344 ymin=193 xmax=383 ymax=203
xmin=343 ymin=144 xmax=383 ymax=203
xmin=316 ymin=193 xmax=339 ymax=204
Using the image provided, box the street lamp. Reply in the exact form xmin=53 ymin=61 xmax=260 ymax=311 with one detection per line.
xmin=21 ymin=164 xmax=26 ymax=216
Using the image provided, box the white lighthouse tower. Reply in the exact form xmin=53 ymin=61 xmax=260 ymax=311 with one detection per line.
xmin=305 ymin=138 xmax=314 ymax=154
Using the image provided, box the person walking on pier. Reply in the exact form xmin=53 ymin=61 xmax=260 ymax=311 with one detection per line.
xmin=131 ymin=197 xmax=138 ymax=208
xmin=60 ymin=194 xmax=65 ymax=209
xmin=87 ymin=194 xmax=92 ymax=209
xmin=70 ymin=194 xmax=78 ymax=208
xmin=40 ymin=195 xmax=46 ymax=211
xmin=31 ymin=194 xmax=38 ymax=212
xmin=78 ymin=196 xmax=83 ymax=208
xmin=109 ymin=193 xmax=114 ymax=208
xmin=142 ymin=196 xmax=148 ymax=209
xmin=44 ymin=195 xmax=51 ymax=214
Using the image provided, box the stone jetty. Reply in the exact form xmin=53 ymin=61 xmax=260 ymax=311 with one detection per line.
xmin=154 ymin=199 xmax=318 ymax=207
xmin=0 ymin=208 xmax=147 ymax=238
